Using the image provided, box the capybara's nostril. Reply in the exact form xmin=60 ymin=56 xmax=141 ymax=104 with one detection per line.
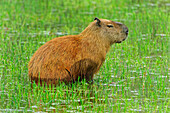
xmin=123 ymin=26 xmax=128 ymax=35
xmin=125 ymin=29 xmax=128 ymax=35
xmin=116 ymin=22 xmax=128 ymax=36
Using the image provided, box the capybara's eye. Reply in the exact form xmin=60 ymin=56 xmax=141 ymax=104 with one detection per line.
xmin=107 ymin=24 xmax=114 ymax=28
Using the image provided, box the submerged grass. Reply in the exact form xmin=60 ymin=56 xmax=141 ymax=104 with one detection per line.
xmin=0 ymin=0 xmax=169 ymax=112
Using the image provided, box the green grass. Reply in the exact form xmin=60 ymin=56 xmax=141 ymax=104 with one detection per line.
xmin=0 ymin=0 xmax=169 ymax=112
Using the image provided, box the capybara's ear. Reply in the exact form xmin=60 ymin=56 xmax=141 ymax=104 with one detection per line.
xmin=94 ymin=17 xmax=101 ymax=27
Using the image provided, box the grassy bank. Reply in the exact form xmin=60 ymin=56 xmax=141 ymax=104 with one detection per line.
xmin=0 ymin=0 xmax=169 ymax=112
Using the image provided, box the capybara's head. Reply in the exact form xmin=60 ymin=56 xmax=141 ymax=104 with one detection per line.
xmin=81 ymin=17 xmax=128 ymax=44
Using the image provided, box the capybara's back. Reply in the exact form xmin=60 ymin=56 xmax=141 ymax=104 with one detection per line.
xmin=28 ymin=18 xmax=128 ymax=85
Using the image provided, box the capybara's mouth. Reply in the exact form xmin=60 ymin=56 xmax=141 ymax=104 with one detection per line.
xmin=116 ymin=41 xmax=122 ymax=43
xmin=116 ymin=38 xmax=126 ymax=43
xmin=122 ymin=38 xmax=126 ymax=41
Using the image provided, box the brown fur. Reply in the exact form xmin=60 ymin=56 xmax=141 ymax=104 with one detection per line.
xmin=28 ymin=18 xmax=128 ymax=85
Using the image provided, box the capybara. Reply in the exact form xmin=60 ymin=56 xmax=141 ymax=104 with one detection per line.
xmin=28 ymin=17 xmax=128 ymax=85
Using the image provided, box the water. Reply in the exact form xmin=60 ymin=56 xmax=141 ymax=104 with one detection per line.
xmin=0 ymin=0 xmax=169 ymax=112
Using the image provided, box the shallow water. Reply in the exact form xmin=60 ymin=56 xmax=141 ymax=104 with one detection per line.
xmin=0 ymin=0 xmax=169 ymax=112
